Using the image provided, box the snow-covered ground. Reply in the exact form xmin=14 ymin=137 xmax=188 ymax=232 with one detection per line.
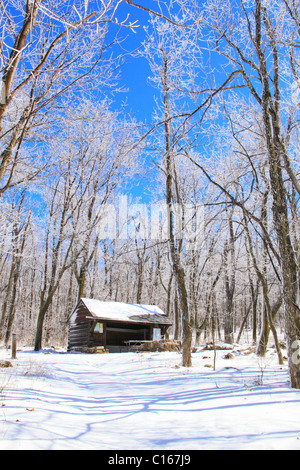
xmin=1 ymin=344 xmax=300 ymax=450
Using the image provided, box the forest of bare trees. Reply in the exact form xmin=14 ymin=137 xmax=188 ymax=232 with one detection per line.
xmin=1 ymin=0 xmax=300 ymax=388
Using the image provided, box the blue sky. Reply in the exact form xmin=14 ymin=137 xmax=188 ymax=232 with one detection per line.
xmin=102 ymin=1 xmax=167 ymax=202
xmin=107 ymin=1 xmax=160 ymax=124
xmin=2 ymin=1 xmax=182 ymax=204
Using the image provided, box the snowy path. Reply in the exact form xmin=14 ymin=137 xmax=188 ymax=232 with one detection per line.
xmin=0 ymin=348 xmax=300 ymax=450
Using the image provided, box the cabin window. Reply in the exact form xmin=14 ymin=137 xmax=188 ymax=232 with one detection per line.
xmin=94 ymin=322 xmax=104 ymax=333
xmin=153 ymin=328 xmax=161 ymax=340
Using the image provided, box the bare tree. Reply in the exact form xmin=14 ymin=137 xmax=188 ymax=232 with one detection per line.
xmin=139 ymin=8 xmax=204 ymax=366
xmin=223 ymin=204 xmax=236 ymax=344
xmin=196 ymin=0 xmax=300 ymax=387
xmin=0 ymin=0 xmax=141 ymax=194
xmin=0 ymin=188 xmax=31 ymax=344
xmin=33 ymin=98 xmax=139 ymax=350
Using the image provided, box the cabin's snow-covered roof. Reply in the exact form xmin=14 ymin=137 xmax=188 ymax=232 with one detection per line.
xmin=77 ymin=298 xmax=172 ymax=325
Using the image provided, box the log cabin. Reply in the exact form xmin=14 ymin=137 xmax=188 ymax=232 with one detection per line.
xmin=67 ymin=298 xmax=172 ymax=352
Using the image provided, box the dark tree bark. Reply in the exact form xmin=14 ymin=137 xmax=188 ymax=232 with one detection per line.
xmin=162 ymin=51 xmax=192 ymax=367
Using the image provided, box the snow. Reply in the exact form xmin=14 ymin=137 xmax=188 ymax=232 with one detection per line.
xmin=1 ymin=345 xmax=300 ymax=450
xmin=71 ymin=298 xmax=168 ymax=323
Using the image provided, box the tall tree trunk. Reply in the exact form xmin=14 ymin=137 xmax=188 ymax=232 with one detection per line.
xmin=4 ymin=258 xmax=21 ymax=347
xmin=255 ymin=0 xmax=300 ymax=384
xmin=0 ymin=257 xmax=15 ymax=341
xmin=162 ymin=51 xmax=192 ymax=367
xmin=224 ymin=206 xmax=236 ymax=344
xmin=243 ymin=213 xmax=284 ymax=364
